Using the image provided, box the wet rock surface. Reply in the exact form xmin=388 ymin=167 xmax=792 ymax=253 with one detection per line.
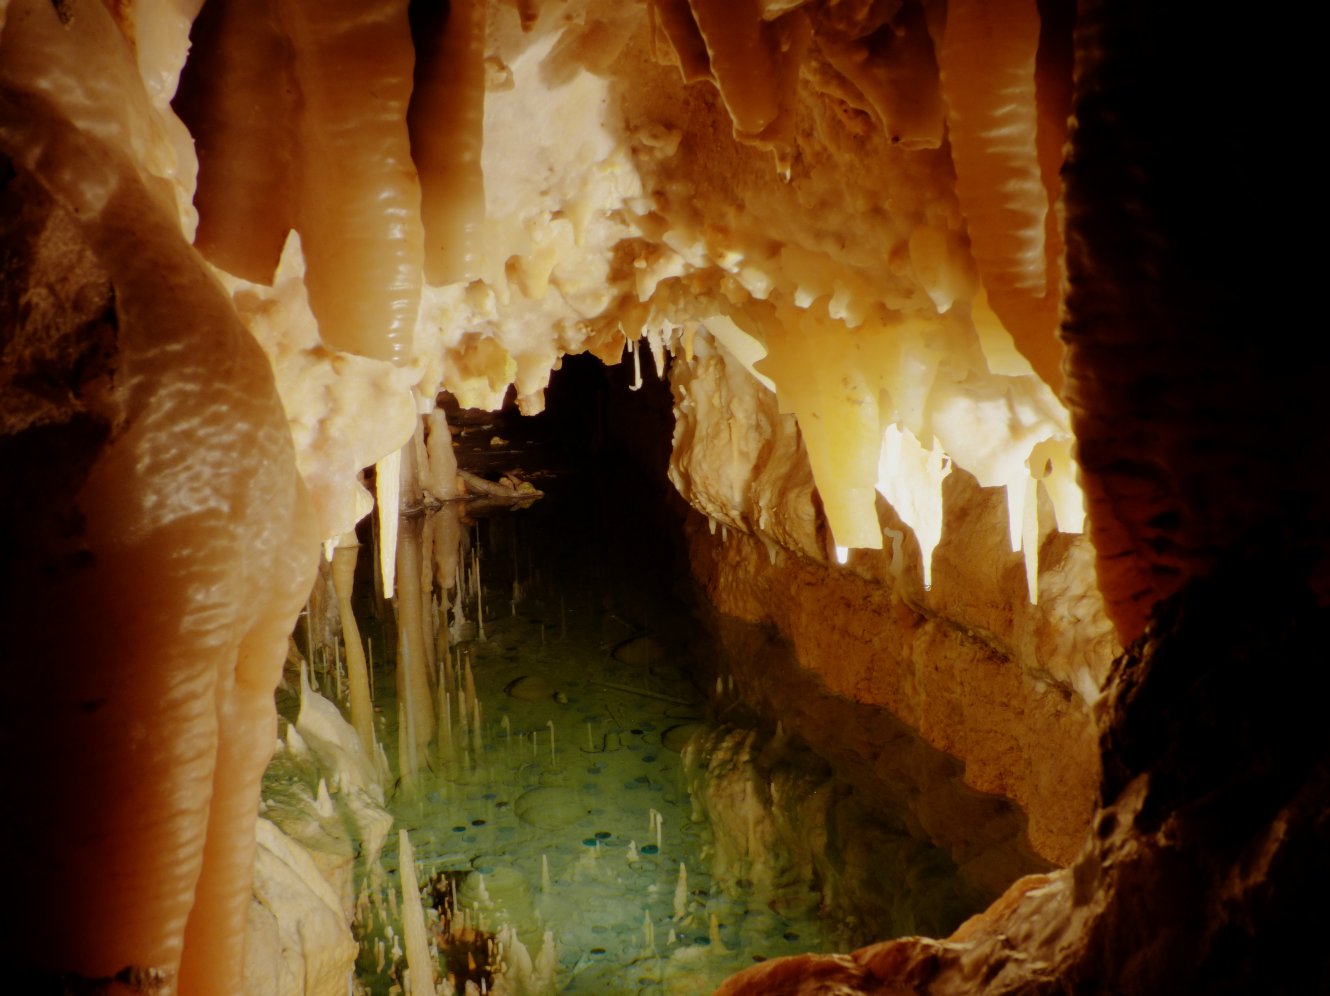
xmin=716 ymin=562 xmax=1330 ymax=994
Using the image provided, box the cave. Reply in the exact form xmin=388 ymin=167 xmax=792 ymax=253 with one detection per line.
xmin=1 ymin=1 xmax=1326 ymax=994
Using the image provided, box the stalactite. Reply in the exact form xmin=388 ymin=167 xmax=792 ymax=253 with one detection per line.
xmin=409 ymin=0 xmax=488 ymax=285
xmin=173 ymin=0 xmax=297 ymax=283
xmin=937 ymin=0 xmax=1062 ymax=392
xmin=277 ymin=0 xmax=424 ymax=362
xmin=816 ymin=3 xmax=945 ymax=149
xmin=0 ymin=0 xmax=1172 ymax=989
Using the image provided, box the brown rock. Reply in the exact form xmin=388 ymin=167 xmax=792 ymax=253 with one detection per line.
xmin=688 ymin=491 xmax=1108 ymax=866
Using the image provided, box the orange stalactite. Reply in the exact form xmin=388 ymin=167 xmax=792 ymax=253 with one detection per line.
xmin=939 ymin=0 xmax=1065 ymax=394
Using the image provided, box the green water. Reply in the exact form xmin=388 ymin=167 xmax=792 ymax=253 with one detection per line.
xmin=268 ymin=388 xmax=1048 ymax=994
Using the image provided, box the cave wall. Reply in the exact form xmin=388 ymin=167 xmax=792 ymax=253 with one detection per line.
xmin=688 ymin=493 xmax=1108 ymax=866
xmin=671 ymin=337 xmax=1114 ymax=864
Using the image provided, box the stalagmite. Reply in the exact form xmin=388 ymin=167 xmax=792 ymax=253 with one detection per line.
xmin=0 ymin=0 xmax=1150 ymax=990
xmin=377 ymin=448 xmax=403 ymax=594
xmin=396 ymin=515 xmax=437 ymax=762
xmin=535 ymin=932 xmax=557 ymax=990
xmin=1 ymin=4 xmax=317 ymax=988
xmin=398 ymin=701 xmax=417 ymax=792
xmin=474 ymin=548 xmax=486 ymax=640
xmin=674 ymin=863 xmax=688 ymax=919
xmin=315 ymin=778 xmax=334 ymax=819
xmin=464 ymin=653 xmax=478 ymax=722
xmin=418 ymin=503 xmax=437 ymax=674
xmin=333 ymin=540 xmax=378 ymax=757
xmin=498 ymin=925 xmax=535 ymax=993
xmin=472 ymin=697 xmax=484 ymax=757
xmin=457 ymin=666 xmax=471 ymax=742
xmin=440 ymin=689 xmax=455 ymax=762
xmin=331 ymin=642 xmax=343 ymax=701
xmin=399 ymin=830 xmax=438 ymax=996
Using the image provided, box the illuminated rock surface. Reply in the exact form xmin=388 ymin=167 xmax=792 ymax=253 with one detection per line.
xmin=1 ymin=3 xmax=315 ymax=990
xmin=2 ymin=0 xmax=1324 ymax=992
xmin=245 ymin=819 xmax=359 ymax=996
xmin=688 ymin=479 xmax=1113 ymax=866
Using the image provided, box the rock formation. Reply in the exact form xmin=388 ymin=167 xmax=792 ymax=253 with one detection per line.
xmin=715 ymin=1 xmax=1330 ymax=992
xmin=1 ymin=0 xmax=1322 ymax=992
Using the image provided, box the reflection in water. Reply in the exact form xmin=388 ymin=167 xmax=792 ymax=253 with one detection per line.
xmin=266 ymin=394 xmax=1049 ymax=994
xmin=683 ymin=613 xmax=1054 ymax=950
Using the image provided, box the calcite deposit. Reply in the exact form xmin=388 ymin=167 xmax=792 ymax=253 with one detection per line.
xmin=9 ymin=0 xmax=1316 ymax=992
xmin=245 ymin=819 xmax=359 ymax=996
xmin=2 ymin=0 xmax=1095 ymax=987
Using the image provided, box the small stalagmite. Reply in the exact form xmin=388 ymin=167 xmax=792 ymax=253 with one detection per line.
xmin=398 ymin=830 xmax=438 ymax=995
xmin=396 ymin=514 xmax=437 ymax=768
xmin=674 ymin=863 xmax=688 ymax=920
xmin=332 ymin=540 xmax=378 ymax=758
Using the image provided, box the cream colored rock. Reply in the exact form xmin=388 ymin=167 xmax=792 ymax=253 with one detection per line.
xmin=422 ymin=408 xmax=461 ymax=501
xmin=244 ymin=819 xmax=358 ymax=996
xmin=226 ymin=233 xmax=421 ymax=544
xmin=668 ymin=330 xmax=820 ymax=560
xmin=296 ymin=661 xmax=386 ymax=805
